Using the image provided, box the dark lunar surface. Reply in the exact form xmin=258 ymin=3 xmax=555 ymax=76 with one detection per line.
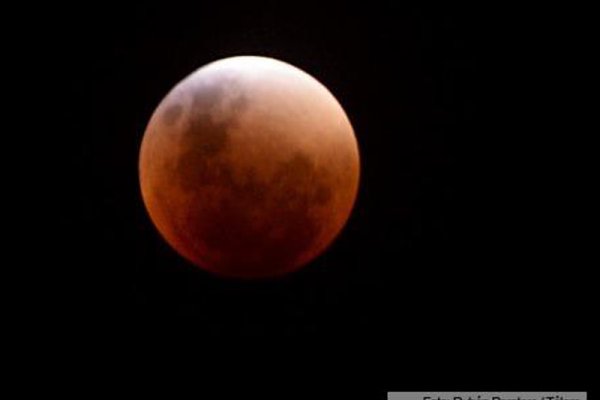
xmin=174 ymin=151 xmax=328 ymax=275
xmin=183 ymin=76 xmax=248 ymax=157
xmin=162 ymin=103 xmax=183 ymax=126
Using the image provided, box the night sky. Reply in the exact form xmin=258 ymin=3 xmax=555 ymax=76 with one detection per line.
xmin=63 ymin=1 xmax=591 ymax=397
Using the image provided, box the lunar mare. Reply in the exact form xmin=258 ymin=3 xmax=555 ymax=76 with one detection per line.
xmin=139 ymin=56 xmax=360 ymax=278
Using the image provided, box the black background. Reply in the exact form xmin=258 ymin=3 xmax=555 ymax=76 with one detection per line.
xmin=60 ymin=1 xmax=591 ymax=397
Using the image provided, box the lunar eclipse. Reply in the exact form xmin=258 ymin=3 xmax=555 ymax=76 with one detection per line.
xmin=139 ymin=56 xmax=360 ymax=279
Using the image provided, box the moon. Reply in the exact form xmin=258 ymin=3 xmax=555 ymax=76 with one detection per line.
xmin=139 ymin=56 xmax=360 ymax=278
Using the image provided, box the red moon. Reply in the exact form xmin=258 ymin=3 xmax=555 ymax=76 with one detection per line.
xmin=139 ymin=56 xmax=360 ymax=278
